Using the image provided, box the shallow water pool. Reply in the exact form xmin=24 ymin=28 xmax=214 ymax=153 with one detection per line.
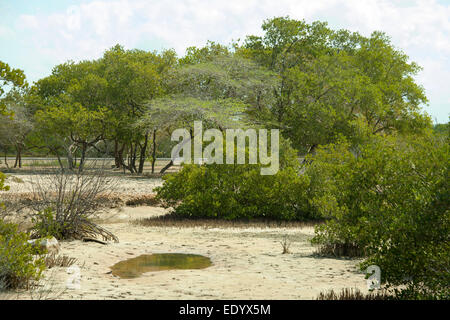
xmin=110 ymin=253 xmax=212 ymax=278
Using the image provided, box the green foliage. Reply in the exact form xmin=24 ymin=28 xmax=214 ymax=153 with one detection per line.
xmin=433 ymin=121 xmax=449 ymax=138
xmin=309 ymin=133 xmax=449 ymax=298
xmin=0 ymin=89 xmax=35 ymax=167
xmin=0 ymin=172 xmax=8 ymax=193
xmin=179 ymin=41 xmax=230 ymax=65
xmin=156 ymin=140 xmax=316 ymax=220
xmin=35 ymin=101 xmax=110 ymax=144
xmin=0 ymin=144 xmax=43 ymax=290
xmin=142 ymin=96 xmax=248 ymax=131
xmin=238 ymin=17 xmax=431 ymax=153
xmin=0 ymin=221 xmax=45 ymax=290
xmin=13 ymin=19 xmax=434 ymax=172
xmin=31 ymin=208 xmax=68 ymax=240
xmin=0 ymin=152 xmax=9 ymax=210
xmin=30 ymin=45 xmax=176 ymax=173
xmin=1 ymin=60 xmax=27 ymax=116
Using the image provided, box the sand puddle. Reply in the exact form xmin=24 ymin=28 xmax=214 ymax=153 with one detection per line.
xmin=110 ymin=253 xmax=212 ymax=278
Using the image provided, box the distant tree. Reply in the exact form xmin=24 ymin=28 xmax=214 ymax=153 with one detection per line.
xmin=139 ymin=51 xmax=277 ymax=173
xmin=433 ymin=121 xmax=449 ymax=138
xmin=99 ymin=45 xmax=176 ymax=173
xmin=0 ymin=90 xmax=33 ymax=168
xmin=178 ymin=41 xmax=230 ymax=65
xmin=31 ymin=59 xmax=110 ymax=170
xmin=0 ymin=61 xmax=26 ymax=191
xmin=35 ymin=99 xmax=111 ymax=172
xmin=0 ymin=60 xmax=26 ymax=115
xmin=32 ymin=45 xmax=177 ymax=173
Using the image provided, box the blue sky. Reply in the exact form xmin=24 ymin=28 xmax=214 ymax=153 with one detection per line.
xmin=1 ymin=0 xmax=449 ymax=123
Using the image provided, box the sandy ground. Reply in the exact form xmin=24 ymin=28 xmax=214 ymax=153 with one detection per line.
xmin=1 ymin=173 xmax=163 ymax=195
xmin=1 ymin=173 xmax=369 ymax=300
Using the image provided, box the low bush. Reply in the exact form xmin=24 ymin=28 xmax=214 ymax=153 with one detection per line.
xmin=0 ymin=172 xmax=9 ymax=216
xmin=309 ymin=133 xmax=450 ymax=299
xmin=31 ymin=208 xmax=67 ymax=239
xmin=155 ymin=139 xmax=316 ymax=220
xmin=28 ymin=169 xmax=118 ymax=242
xmin=1 ymin=171 xmax=45 ymax=290
xmin=0 ymin=221 xmax=46 ymax=290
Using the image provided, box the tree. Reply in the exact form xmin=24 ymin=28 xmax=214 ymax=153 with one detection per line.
xmin=1 ymin=61 xmax=26 ymax=193
xmin=171 ymin=55 xmax=278 ymax=121
xmin=32 ymin=45 xmax=176 ymax=173
xmin=100 ymin=45 xmax=176 ymax=173
xmin=1 ymin=61 xmax=26 ymax=115
xmin=178 ymin=41 xmax=230 ymax=65
xmin=32 ymin=59 xmax=110 ymax=170
xmin=139 ymin=51 xmax=277 ymax=173
xmin=35 ymin=100 xmax=111 ymax=172
xmin=140 ymin=96 xmax=248 ymax=173
xmin=238 ymin=17 xmax=431 ymax=153
xmin=0 ymin=90 xmax=34 ymax=168
xmin=433 ymin=121 xmax=449 ymax=138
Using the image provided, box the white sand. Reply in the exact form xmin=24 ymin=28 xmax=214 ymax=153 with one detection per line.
xmin=10 ymin=206 xmax=367 ymax=300
xmin=1 ymin=173 xmax=163 ymax=195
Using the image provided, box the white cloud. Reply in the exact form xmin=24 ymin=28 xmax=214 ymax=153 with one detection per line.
xmin=15 ymin=0 xmax=450 ymax=57
xmin=0 ymin=25 xmax=13 ymax=38
xmin=18 ymin=14 xmax=40 ymax=29
xmin=6 ymin=0 xmax=450 ymax=121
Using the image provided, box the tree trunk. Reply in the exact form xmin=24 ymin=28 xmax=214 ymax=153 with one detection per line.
xmin=78 ymin=143 xmax=87 ymax=172
xmin=56 ymin=154 xmax=64 ymax=172
xmin=118 ymin=143 xmax=125 ymax=169
xmin=160 ymin=129 xmax=196 ymax=174
xmin=151 ymin=129 xmax=156 ymax=174
xmin=124 ymin=143 xmax=137 ymax=174
xmin=302 ymin=144 xmax=318 ymax=165
xmin=66 ymin=144 xmax=76 ymax=171
xmin=4 ymin=152 xmax=9 ymax=169
xmin=160 ymin=160 xmax=173 ymax=174
xmin=129 ymin=143 xmax=137 ymax=173
xmin=13 ymin=145 xmax=21 ymax=168
xmin=138 ymin=131 xmax=149 ymax=174
xmin=114 ymin=140 xmax=122 ymax=168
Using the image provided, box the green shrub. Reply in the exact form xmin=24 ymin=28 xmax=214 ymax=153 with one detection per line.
xmin=31 ymin=208 xmax=68 ymax=240
xmin=0 ymin=221 xmax=46 ymax=290
xmin=0 ymin=172 xmax=8 ymax=192
xmin=309 ymin=133 xmax=450 ymax=299
xmin=1 ymin=170 xmax=45 ymax=290
xmin=156 ymin=139 xmax=316 ymax=220
xmin=0 ymin=172 xmax=9 ymax=212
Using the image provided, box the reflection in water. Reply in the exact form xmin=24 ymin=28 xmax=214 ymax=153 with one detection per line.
xmin=110 ymin=253 xmax=212 ymax=278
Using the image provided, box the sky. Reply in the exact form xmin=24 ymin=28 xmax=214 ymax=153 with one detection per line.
xmin=1 ymin=0 xmax=449 ymax=123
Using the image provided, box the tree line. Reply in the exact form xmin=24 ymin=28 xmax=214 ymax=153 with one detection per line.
xmin=1 ymin=16 xmax=439 ymax=174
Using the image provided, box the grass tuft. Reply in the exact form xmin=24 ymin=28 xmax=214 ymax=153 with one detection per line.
xmin=316 ymin=288 xmax=393 ymax=300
